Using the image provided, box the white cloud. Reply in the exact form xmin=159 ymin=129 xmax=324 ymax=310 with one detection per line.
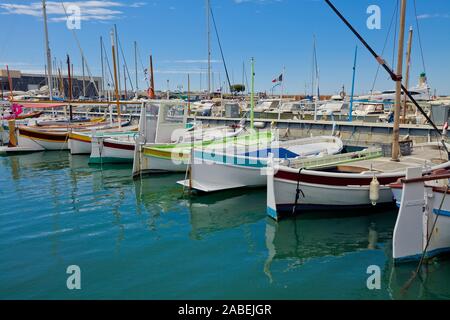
xmin=169 ymin=59 xmax=222 ymax=64
xmin=417 ymin=13 xmax=450 ymax=20
xmin=0 ymin=1 xmax=146 ymax=22
xmin=233 ymin=0 xmax=282 ymax=4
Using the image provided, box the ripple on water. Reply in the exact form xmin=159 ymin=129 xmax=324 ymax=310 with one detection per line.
xmin=1 ymin=152 xmax=450 ymax=299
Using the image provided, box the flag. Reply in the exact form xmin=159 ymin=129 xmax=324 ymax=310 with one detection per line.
xmin=272 ymin=74 xmax=283 ymax=83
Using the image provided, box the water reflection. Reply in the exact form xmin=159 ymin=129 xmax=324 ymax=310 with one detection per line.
xmin=185 ymin=189 xmax=266 ymax=240
xmin=3 ymin=151 xmax=450 ymax=299
xmin=389 ymin=258 xmax=450 ymax=300
xmin=2 ymin=151 xmax=69 ymax=181
xmin=133 ymin=174 xmax=187 ymax=231
xmin=264 ymin=211 xmax=396 ymax=282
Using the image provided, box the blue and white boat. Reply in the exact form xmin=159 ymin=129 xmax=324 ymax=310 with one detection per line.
xmin=177 ymin=135 xmax=343 ymax=192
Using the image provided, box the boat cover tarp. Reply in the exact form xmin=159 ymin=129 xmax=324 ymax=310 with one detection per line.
xmin=18 ymin=103 xmax=67 ymax=109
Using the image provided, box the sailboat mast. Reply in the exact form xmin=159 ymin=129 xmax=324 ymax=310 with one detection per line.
xmin=250 ymin=57 xmax=255 ymax=130
xmin=100 ymin=36 xmax=105 ymax=99
xmin=6 ymin=65 xmax=13 ymax=101
xmin=279 ymin=67 xmax=285 ymax=120
xmin=66 ymin=55 xmax=73 ymax=121
xmin=402 ymin=26 xmax=413 ymax=124
xmin=206 ymin=0 xmax=211 ymax=98
xmin=82 ymin=55 xmax=86 ymax=97
xmin=42 ymin=0 xmax=53 ymax=101
xmin=124 ymin=64 xmax=127 ymax=100
xmin=188 ymin=74 xmax=191 ymax=113
xmin=392 ymin=0 xmax=407 ymax=161
xmin=111 ymin=30 xmax=122 ymax=128
xmin=114 ymin=24 xmax=121 ymax=98
xmin=149 ymin=55 xmax=155 ymax=99
xmin=134 ymin=41 xmax=139 ymax=96
xmin=349 ymin=46 xmax=358 ymax=122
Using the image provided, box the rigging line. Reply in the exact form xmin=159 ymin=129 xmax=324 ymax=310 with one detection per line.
xmin=413 ymin=0 xmax=431 ymax=100
xmin=59 ymin=1 xmax=99 ymax=96
xmin=370 ymin=1 xmax=398 ymax=95
xmin=136 ymin=43 xmax=150 ymax=87
xmin=101 ymin=38 xmax=115 ymax=90
xmin=117 ymin=37 xmax=134 ymax=92
xmin=324 ymin=0 xmax=444 ymax=141
xmin=391 ymin=0 xmax=399 ymax=72
xmin=209 ymin=5 xmax=232 ymax=91
xmin=243 ymin=62 xmax=249 ymax=93
xmin=413 ymin=0 xmax=427 ymax=74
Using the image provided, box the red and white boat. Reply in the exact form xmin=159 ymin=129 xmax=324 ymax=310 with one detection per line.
xmin=266 ymin=143 xmax=450 ymax=220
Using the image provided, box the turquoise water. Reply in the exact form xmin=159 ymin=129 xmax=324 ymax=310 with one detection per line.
xmin=1 ymin=151 xmax=449 ymax=300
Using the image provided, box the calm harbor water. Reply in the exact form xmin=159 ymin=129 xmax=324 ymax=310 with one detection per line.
xmin=1 ymin=151 xmax=449 ymax=300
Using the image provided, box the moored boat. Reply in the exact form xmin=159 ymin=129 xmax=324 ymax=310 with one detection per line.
xmin=68 ymin=126 xmax=138 ymax=155
xmin=390 ymin=167 xmax=450 ymax=262
xmin=17 ymin=126 xmax=69 ymax=151
xmin=140 ymin=130 xmax=273 ymax=174
xmin=177 ymin=135 xmax=343 ymax=192
xmin=266 ymin=143 xmax=450 ymax=220
xmin=89 ymin=135 xmax=137 ymax=164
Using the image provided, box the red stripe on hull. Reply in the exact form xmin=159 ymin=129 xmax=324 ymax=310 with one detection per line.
xmin=103 ymin=141 xmax=135 ymax=151
xmin=275 ymin=170 xmax=402 ymax=187
xmin=19 ymin=128 xmax=67 ymax=142
xmin=275 ymin=164 xmax=450 ymax=187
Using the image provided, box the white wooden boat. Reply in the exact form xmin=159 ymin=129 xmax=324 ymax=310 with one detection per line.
xmin=90 ymin=102 xmax=188 ymax=164
xmin=68 ymin=126 xmax=138 ymax=155
xmin=132 ymin=102 xmax=250 ymax=174
xmin=90 ymin=135 xmax=136 ymax=164
xmin=139 ymin=130 xmax=272 ymax=174
xmin=13 ymin=119 xmax=130 ymax=152
xmin=390 ymin=167 xmax=450 ymax=262
xmin=266 ymin=143 xmax=450 ymax=220
xmin=177 ymin=136 xmax=343 ymax=192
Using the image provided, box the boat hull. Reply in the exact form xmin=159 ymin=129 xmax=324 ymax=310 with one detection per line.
xmin=179 ymin=136 xmax=343 ymax=192
xmin=141 ymin=147 xmax=189 ymax=173
xmin=267 ymin=160 xmax=450 ymax=220
xmin=179 ymin=158 xmax=266 ymax=192
xmin=17 ymin=127 xmax=68 ymax=151
xmin=392 ymin=168 xmax=450 ymax=262
xmin=68 ymin=132 xmax=92 ymax=155
xmin=90 ymin=137 xmax=135 ymax=164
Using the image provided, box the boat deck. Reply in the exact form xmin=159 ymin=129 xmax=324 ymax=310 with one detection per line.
xmin=334 ymin=144 xmax=448 ymax=173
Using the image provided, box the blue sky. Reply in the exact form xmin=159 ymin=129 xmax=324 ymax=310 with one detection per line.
xmin=0 ymin=0 xmax=449 ymax=95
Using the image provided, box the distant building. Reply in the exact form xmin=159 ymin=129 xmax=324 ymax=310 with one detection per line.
xmin=0 ymin=69 xmax=102 ymax=98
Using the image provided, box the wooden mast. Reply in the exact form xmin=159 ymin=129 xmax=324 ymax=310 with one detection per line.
xmin=149 ymin=55 xmax=155 ymax=99
xmin=111 ymin=30 xmax=121 ymax=128
xmin=188 ymin=74 xmax=191 ymax=114
xmin=391 ymin=0 xmax=407 ymax=161
xmin=66 ymin=55 xmax=73 ymax=121
xmin=6 ymin=65 xmax=13 ymax=101
xmin=402 ymin=26 xmax=413 ymax=124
